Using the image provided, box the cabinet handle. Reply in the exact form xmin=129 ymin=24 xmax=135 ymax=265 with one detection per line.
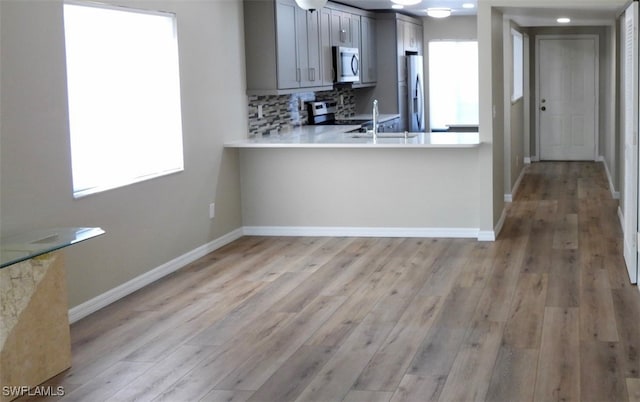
xmin=296 ymin=68 xmax=301 ymax=83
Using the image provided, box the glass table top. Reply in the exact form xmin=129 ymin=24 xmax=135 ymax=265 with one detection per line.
xmin=0 ymin=227 xmax=105 ymax=269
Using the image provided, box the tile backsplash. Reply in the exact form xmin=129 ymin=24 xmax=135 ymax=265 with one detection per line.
xmin=247 ymin=87 xmax=355 ymax=137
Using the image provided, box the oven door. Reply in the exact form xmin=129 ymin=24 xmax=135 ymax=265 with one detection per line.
xmin=334 ymin=46 xmax=360 ymax=83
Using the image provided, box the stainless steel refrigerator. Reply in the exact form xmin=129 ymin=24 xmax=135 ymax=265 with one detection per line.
xmin=407 ymin=55 xmax=425 ymax=132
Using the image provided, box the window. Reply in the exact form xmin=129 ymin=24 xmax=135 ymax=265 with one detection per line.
xmin=511 ymin=29 xmax=524 ymax=102
xmin=64 ymin=2 xmax=184 ymax=198
xmin=428 ymin=41 xmax=479 ymax=131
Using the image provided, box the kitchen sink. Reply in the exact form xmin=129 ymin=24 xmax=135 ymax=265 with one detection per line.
xmin=350 ymin=132 xmax=419 ymax=139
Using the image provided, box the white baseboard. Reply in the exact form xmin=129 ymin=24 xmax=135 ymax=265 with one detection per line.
xmin=524 ymin=157 xmax=532 ymax=165
xmin=618 ymin=206 xmax=624 ymax=232
xmin=477 ymin=230 xmax=496 ymax=242
xmin=504 ymin=165 xmax=527 ymax=203
xmin=68 ymin=228 xmax=244 ymax=324
xmin=491 ymin=208 xmax=507 ymax=241
xmin=599 ymin=157 xmax=620 ymax=200
xmin=243 ymin=225 xmax=487 ymax=240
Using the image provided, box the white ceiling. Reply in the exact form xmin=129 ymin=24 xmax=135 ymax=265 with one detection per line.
xmin=336 ymin=0 xmax=478 ymax=18
xmin=336 ymin=0 xmax=625 ymax=26
xmin=501 ymin=6 xmax=622 ymax=27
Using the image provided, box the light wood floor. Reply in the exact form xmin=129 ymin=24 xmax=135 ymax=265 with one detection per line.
xmin=21 ymin=161 xmax=640 ymax=402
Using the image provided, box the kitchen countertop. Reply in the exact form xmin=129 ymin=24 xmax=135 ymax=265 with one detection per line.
xmin=225 ymin=125 xmax=481 ymax=149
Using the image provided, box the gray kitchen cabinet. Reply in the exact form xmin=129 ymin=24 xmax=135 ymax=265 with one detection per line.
xmin=402 ymin=20 xmax=423 ymax=54
xmin=319 ymin=8 xmax=334 ymax=86
xmin=322 ymin=4 xmax=374 ymax=86
xmin=330 ymin=9 xmax=353 ymax=47
xmin=244 ymin=0 xmax=375 ymax=94
xmin=296 ymin=6 xmax=321 ymax=87
xmin=275 ymin=1 xmax=299 ymax=89
xmin=244 ymin=0 xmax=330 ymax=94
xmin=360 ymin=16 xmax=377 ymax=84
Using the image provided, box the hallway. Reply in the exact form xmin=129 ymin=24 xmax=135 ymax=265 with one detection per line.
xmin=20 ymin=162 xmax=640 ymax=402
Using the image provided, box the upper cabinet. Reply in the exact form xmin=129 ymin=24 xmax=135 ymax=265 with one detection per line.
xmin=245 ymin=0 xmax=329 ymax=94
xmin=319 ymin=8 xmax=334 ymax=86
xmin=360 ymin=16 xmax=376 ymax=85
xmin=401 ymin=20 xmax=423 ymax=54
xmin=244 ymin=0 xmax=376 ymax=95
xmin=330 ymin=10 xmax=352 ymax=47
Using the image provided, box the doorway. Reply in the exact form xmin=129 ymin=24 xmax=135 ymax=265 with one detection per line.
xmin=535 ymin=35 xmax=598 ymax=161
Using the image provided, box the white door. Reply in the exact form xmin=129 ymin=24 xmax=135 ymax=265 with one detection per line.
xmin=623 ymin=2 xmax=639 ymax=284
xmin=537 ymin=37 xmax=597 ymax=161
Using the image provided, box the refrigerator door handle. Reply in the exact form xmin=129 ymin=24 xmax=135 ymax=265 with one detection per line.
xmin=416 ymin=74 xmax=424 ymax=130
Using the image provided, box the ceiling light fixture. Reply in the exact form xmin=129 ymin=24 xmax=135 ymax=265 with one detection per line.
xmin=391 ymin=4 xmax=404 ymax=9
xmin=390 ymin=0 xmax=421 ymax=6
xmin=462 ymin=3 xmax=475 ymax=9
xmin=426 ymin=8 xmax=452 ymax=18
xmin=557 ymin=17 xmax=571 ymax=23
xmin=294 ymin=0 xmax=328 ymax=12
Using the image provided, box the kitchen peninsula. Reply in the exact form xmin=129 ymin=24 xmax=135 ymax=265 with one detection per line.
xmin=225 ymin=128 xmax=491 ymax=240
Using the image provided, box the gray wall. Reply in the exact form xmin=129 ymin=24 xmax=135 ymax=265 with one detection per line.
xmin=491 ymin=8 xmax=506 ymax=225
xmin=504 ymin=20 xmax=526 ymax=196
xmin=0 ymin=0 xmax=247 ymax=308
xmin=239 ymin=148 xmax=481 ymax=230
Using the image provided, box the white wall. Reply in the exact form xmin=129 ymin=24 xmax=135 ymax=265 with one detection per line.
xmin=0 ymin=0 xmax=247 ymax=308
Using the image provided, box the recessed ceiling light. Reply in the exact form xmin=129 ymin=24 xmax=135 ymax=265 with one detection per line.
xmin=462 ymin=3 xmax=475 ymax=9
xmin=557 ymin=17 xmax=571 ymax=23
xmin=391 ymin=4 xmax=404 ymax=9
xmin=390 ymin=0 xmax=420 ymax=5
xmin=426 ymin=8 xmax=451 ymax=18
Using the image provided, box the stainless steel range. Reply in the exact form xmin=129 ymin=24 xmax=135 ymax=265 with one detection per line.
xmin=306 ymin=101 xmax=371 ymax=127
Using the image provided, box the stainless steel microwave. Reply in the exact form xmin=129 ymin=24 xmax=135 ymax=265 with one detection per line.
xmin=333 ymin=46 xmax=360 ymax=83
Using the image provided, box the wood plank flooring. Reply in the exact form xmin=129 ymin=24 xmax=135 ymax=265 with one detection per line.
xmin=18 ymin=161 xmax=640 ymax=402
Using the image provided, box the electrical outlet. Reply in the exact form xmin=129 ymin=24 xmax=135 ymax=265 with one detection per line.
xmin=209 ymin=203 xmax=215 ymax=219
xmin=257 ymin=104 xmax=263 ymax=119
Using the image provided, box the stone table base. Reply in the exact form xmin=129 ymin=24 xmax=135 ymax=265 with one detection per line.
xmin=0 ymin=252 xmax=71 ymax=402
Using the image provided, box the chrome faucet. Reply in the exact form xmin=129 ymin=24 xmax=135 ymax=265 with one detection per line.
xmin=372 ymin=99 xmax=379 ymax=141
